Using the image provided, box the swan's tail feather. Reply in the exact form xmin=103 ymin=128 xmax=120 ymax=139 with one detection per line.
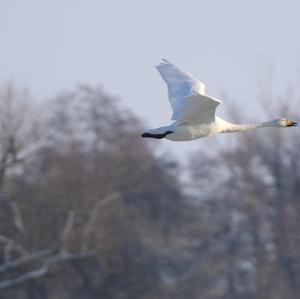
xmin=141 ymin=127 xmax=174 ymax=139
xmin=141 ymin=131 xmax=173 ymax=139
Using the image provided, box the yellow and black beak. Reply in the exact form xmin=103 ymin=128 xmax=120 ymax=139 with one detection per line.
xmin=287 ymin=120 xmax=298 ymax=127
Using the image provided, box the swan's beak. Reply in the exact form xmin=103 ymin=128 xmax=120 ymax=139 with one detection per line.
xmin=287 ymin=120 xmax=298 ymax=127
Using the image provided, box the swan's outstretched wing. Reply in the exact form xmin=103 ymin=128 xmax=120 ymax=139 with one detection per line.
xmin=156 ymin=59 xmax=222 ymax=124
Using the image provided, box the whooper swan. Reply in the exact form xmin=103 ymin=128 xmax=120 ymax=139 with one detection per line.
xmin=141 ymin=59 xmax=297 ymax=141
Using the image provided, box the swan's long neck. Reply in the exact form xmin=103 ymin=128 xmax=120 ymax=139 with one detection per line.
xmin=217 ymin=117 xmax=277 ymax=133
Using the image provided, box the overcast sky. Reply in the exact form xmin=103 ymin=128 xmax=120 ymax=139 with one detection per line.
xmin=1 ymin=0 xmax=299 ymax=159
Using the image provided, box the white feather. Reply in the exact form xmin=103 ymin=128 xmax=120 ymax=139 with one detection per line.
xmin=156 ymin=59 xmax=221 ymax=124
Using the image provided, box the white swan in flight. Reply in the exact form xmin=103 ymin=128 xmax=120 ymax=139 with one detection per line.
xmin=141 ymin=59 xmax=297 ymax=141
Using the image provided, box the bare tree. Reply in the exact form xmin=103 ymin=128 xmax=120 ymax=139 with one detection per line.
xmin=188 ymin=85 xmax=300 ymax=299
xmin=0 ymin=82 xmax=42 ymax=235
xmin=0 ymin=84 xmax=185 ymax=299
xmin=0 ymin=85 xmax=120 ymax=294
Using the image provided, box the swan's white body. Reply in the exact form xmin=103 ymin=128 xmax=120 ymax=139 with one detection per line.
xmin=142 ymin=59 xmax=297 ymax=141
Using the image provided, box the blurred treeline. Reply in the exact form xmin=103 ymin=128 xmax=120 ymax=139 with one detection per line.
xmin=0 ymin=82 xmax=299 ymax=299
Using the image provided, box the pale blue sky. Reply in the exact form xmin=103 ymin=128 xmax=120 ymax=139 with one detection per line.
xmin=0 ymin=0 xmax=299 ymax=158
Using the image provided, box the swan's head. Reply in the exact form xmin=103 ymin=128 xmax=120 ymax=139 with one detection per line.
xmin=274 ymin=118 xmax=298 ymax=127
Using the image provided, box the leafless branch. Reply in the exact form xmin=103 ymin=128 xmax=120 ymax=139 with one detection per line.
xmin=9 ymin=201 xmax=25 ymax=232
xmin=0 ymin=250 xmax=51 ymax=274
xmin=59 ymin=210 xmax=76 ymax=250
xmin=0 ymin=249 xmax=99 ymax=290
xmin=82 ymin=192 xmax=120 ymax=251
xmin=0 ymin=235 xmax=29 ymax=256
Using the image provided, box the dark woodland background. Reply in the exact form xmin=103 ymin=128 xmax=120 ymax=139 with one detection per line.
xmin=0 ymin=80 xmax=299 ymax=299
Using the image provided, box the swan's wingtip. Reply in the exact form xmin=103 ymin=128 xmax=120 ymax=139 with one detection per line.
xmin=155 ymin=58 xmax=171 ymax=70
